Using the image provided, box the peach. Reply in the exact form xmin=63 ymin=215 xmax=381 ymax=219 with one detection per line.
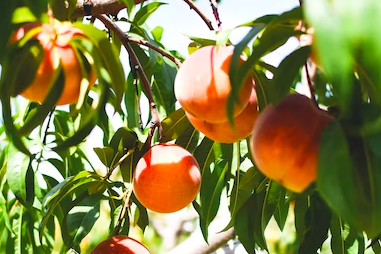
xmin=10 ymin=19 xmax=96 ymax=105
xmin=90 ymin=236 xmax=151 ymax=254
xmin=174 ymin=45 xmax=254 ymax=123
xmin=133 ymin=144 xmax=201 ymax=213
xmin=251 ymin=93 xmax=333 ymax=193
xmin=186 ymin=89 xmax=258 ymax=143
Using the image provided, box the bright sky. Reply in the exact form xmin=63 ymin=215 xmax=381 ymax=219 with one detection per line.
xmin=146 ymin=0 xmax=300 ymax=62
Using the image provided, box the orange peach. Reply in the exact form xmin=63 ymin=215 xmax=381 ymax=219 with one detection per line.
xmin=251 ymin=93 xmax=333 ymax=193
xmin=174 ymin=45 xmax=254 ymax=123
xmin=133 ymin=144 xmax=201 ymax=213
xmin=90 ymin=236 xmax=151 ymax=254
xmin=186 ymin=89 xmax=258 ymax=143
xmin=10 ymin=20 xmax=96 ymax=105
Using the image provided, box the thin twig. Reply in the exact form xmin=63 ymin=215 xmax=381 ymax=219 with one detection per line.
xmin=113 ymin=188 xmax=133 ymax=235
xmin=128 ymin=37 xmax=182 ymax=68
xmin=42 ymin=109 xmax=55 ymax=145
xmin=96 ymin=14 xmax=163 ymax=148
xmin=304 ymin=62 xmax=318 ymax=106
xmin=183 ymin=0 xmax=214 ymax=31
xmin=209 ymin=0 xmax=222 ymax=32
xmin=104 ymin=150 xmax=133 ymax=179
xmin=167 ymin=227 xmax=235 ymax=254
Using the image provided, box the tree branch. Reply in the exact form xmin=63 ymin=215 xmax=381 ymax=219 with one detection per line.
xmin=129 ymin=37 xmax=182 ymax=68
xmin=71 ymin=0 xmax=147 ymax=18
xmin=73 ymin=0 xmax=214 ymax=34
xmin=167 ymin=227 xmax=235 ymax=254
xmin=96 ymin=14 xmax=163 ymax=147
xmin=209 ymin=0 xmax=222 ymax=32
xmin=183 ymin=0 xmax=214 ymax=31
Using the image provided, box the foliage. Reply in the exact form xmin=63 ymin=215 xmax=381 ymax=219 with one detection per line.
xmin=1 ymin=0 xmax=381 ymax=253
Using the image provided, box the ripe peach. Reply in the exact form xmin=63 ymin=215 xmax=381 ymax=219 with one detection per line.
xmin=90 ymin=235 xmax=151 ymax=254
xmin=251 ymin=93 xmax=333 ymax=193
xmin=174 ymin=45 xmax=254 ymax=123
xmin=10 ymin=20 xmax=96 ymax=105
xmin=186 ymin=89 xmax=258 ymax=143
xmin=133 ymin=144 xmax=201 ymax=213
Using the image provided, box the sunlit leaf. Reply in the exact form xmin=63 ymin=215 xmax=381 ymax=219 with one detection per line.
xmin=93 ymin=147 xmax=115 ymax=168
xmin=161 ymin=108 xmax=191 ymax=142
xmin=133 ymin=2 xmax=167 ymax=26
xmin=5 ymin=145 xmax=34 ymax=208
xmin=66 ymin=193 xmax=103 ymax=246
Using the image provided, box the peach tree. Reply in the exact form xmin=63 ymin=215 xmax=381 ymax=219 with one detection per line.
xmin=1 ymin=0 xmax=381 ymax=253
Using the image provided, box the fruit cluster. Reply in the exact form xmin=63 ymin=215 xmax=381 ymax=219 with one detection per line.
xmin=174 ymin=45 xmax=333 ymax=194
xmin=174 ymin=45 xmax=258 ymax=144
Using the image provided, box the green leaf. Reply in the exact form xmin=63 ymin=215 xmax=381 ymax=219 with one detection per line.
xmin=175 ymin=124 xmax=200 ymax=153
xmin=199 ymin=162 xmax=229 ymax=241
xmin=151 ymin=26 xmax=164 ymax=42
xmin=39 ymin=171 xmax=100 ymax=243
xmin=66 ymin=194 xmax=103 ymax=246
xmin=294 ymin=194 xmax=308 ymax=244
xmin=109 ymin=127 xmax=138 ymax=153
xmin=270 ymin=46 xmax=311 ymax=104
xmin=161 ymin=108 xmax=192 ymax=142
xmin=72 ymin=23 xmax=125 ymax=107
xmin=0 ymin=1 xmax=15 ymax=60
xmin=118 ymin=0 xmax=136 ymax=17
xmin=330 ymin=214 xmax=345 ymax=254
xmin=274 ymin=196 xmax=289 ymax=231
xmin=22 ymin=0 xmax=48 ymax=19
xmin=133 ymin=2 xmax=167 ymax=26
xmin=0 ymin=192 xmax=13 ymax=234
xmin=125 ymin=73 xmax=142 ymax=131
xmin=224 ymin=169 xmax=251 ymax=230
xmin=235 ymin=191 xmax=268 ymax=253
xmin=261 ymin=181 xmax=286 ymax=232
xmin=5 ymin=146 xmax=34 ymax=208
xmin=298 ymin=193 xmax=331 ymax=254
xmin=93 ymin=147 xmax=115 ymax=168
xmin=53 ymin=83 xmax=108 ymax=151
xmin=0 ymin=96 xmax=30 ymax=155
xmin=229 ymin=8 xmax=302 ymax=115
xmin=50 ymin=0 xmax=69 ymax=20
xmin=152 ymin=57 xmax=177 ymax=115
xmin=216 ymin=29 xmax=233 ymax=48
xmin=304 ymin=0 xmax=356 ymax=117
xmin=371 ymin=240 xmax=381 ymax=254
xmin=151 ymin=70 xmax=175 ymax=118
xmin=319 ymin=121 xmax=381 ymax=237
xmin=199 ymin=143 xmax=231 ymax=241
xmin=186 ymin=35 xmax=217 ymax=47
xmin=318 ymin=121 xmax=357 ymax=231
xmin=13 ymin=205 xmax=24 ymax=254
xmin=193 ymin=137 xmax=215 ymax=175
xmin=238 ymin=166 xmax=266 ymax=190
xmin=18 ymin=62 xmax=65 ymax=136
xmin=235 ymin=194 xmax=256 ymax=254
xmin=253 ymin=67 xmax=272 ymax=111
xmin=132 ymin=195 xmax=149 ymax=232
xmin=1 ymin=38 xmax=44 ymax=96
